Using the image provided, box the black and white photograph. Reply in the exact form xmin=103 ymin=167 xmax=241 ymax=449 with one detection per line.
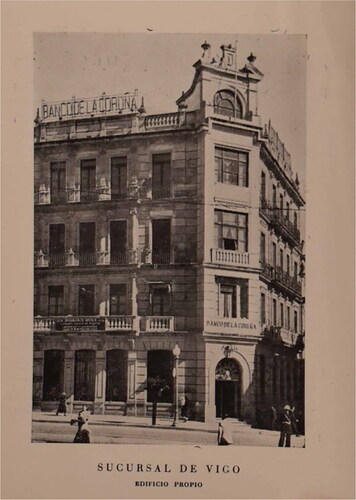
xmin=2 ymin=2 xmax=355 ymax=499
xmin=32 ymin=33 xmax=306 ymax=447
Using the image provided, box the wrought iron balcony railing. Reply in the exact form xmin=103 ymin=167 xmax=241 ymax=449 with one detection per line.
xmin=259 ymin=200 xmax=300 ymax=243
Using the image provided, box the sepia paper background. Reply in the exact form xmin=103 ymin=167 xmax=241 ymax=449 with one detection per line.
xmin=1 ymin=1 xmax=355 ymax=499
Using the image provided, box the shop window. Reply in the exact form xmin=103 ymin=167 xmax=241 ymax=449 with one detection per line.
xmin=42 ymin=349 xmax=65 ymax=400
xmin=106 ymin=349 xmax=127 ymax=401
xmin=111 ymin=157 xmax=127 ymax=199
xmin=50 ymin=161 xmax=66 ymax=203
xmin=214 ymin=90 xmax=242 ymax=118
xmin=80 ymin=159 xmax=96 ymax=202
xmin=110 ymin=284 xmax=127 ymax=315
xmin=147 ymin=350 xmax=173 ymax=403
xmin=78 ymin=285 xmax=95 ymax=315
xmin=215 ymin=147 xmax=248 ymax=187
xmin=48 ymin=285 xmax=64 ymax=316
xmin=214 ymin=210 xmax=248 ymax=251
xmin=152 ymin=154 xmax=171 ymax=199
xmin=152 ymin=219 xmax=171 ymax=263
xmin=74 ymin=350 xmax=96 ymax=401
xmin=217 ymin=277 xmax=248 ymax=319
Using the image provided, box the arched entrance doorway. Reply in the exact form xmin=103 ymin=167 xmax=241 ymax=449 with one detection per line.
xmin=215 ymin=358 xmax=242 ymax=418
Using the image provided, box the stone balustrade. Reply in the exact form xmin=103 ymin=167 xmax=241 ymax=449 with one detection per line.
xmin=145 ymin=316 xmax=173 ymax=332
xmin=34 ymin=315 xmax=137 ymax=332
xmin=144 ymin=113 xmax=179 ymax=128
xmin=211 ymin=248 xmax=251 ymax=267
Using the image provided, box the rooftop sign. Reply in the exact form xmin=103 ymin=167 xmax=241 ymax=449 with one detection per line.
xmin=40 ymin=90 xmax=139 ymax=121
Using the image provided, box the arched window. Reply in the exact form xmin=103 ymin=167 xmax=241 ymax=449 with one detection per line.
xmin=43 ymin=349 xmax=65 ymax=400
xmin=214 ymin=90 xmax=242 ymax=118
xmin=106 ymin=349 xmax=127 ymax=402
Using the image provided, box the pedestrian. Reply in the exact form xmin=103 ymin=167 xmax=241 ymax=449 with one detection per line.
xmin=217 ymin=414 xmax=234 ymax=445
xmin=278 ymin=405 xmax=292 ymax=447
xmin=271 ymin=406 xmax=278 ymax=430
xmin=291 ymin=407 xmax=300 ymax=436
xmin=71 ymin=405 xmax=91 ymax=443
xmin=56 ymin=392 xmax=67 ymax=416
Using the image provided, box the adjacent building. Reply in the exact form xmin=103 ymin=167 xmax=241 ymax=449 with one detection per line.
xmin=33 ymin=42 xmax=305 ymax=427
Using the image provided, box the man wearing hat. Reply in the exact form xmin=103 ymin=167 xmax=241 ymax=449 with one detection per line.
xmin=278 ymin=405 xmax=292 ymax=447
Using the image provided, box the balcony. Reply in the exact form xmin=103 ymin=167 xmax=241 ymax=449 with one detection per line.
xmin=145 ymin=316 xmax=174 ymax=332
xmin=34 ymin=315 xmax=137 ymax=333
xmin=262 ymin=325 xmax=298 ymax=347
xmin=35 ymin=249 xmax=141 ymax=268
xmin=259 ymin=200 xmax=300 ymax=244
xmin=260 ymin=261 xmax=301 ymax=296
xmin=272 ymin=265 xmax=302 ymax=296
xmin=152 ymin=185 xmax=172 ymax=199
xmin=152 ymin=250 xmax=173 ymax=265
xmin=144 ymin=112 xmax=179 ymax=129
xmin=211 ymin=248 xmax=252 ymax=268
xmin=48 ymin=253 xmax=67 ymax=267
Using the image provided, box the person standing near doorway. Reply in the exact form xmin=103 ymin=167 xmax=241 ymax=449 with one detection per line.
xmin=278 ymin=405 xmax=292 ymax=447
xmin=217 ymin=414 xmax=235 ymax=445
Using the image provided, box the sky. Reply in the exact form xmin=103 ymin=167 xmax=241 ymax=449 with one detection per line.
xmin=34 ymin=33 xmax=306 ymax=193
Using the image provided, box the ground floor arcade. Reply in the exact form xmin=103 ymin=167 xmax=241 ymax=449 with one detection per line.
xmin=33 ymin=332 xmax=304 ymax=426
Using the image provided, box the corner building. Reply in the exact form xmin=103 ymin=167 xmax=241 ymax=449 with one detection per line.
xmin=33 ymin=43 xmax=305 ymax=427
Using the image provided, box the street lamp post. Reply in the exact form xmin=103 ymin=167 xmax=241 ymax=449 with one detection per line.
xmin=172 ymin=343 xmax=181 ymax=427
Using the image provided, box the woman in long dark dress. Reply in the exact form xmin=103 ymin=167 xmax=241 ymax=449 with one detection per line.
xmin=71 ymin=405 xmax=91 ymax=443
xmin=56 ymin=392 xmax=67 ymax=416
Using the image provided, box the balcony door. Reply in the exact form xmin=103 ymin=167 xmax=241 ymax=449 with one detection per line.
xmin=110 ymin=221 xmax=127 ymax=264
xmin=80 ymin=159 xmax=96 ymax=201
xmin=50 ymin=162 xmax=66 ymax=203
xmin=79 ymin=222 xmax=96 ymax=265
xmin=152 ymin=219 xmax=171 ymax=263
xmin=49 ymin=224 xmax=65 ymax=265
xmin=152 ymin=154 xmax=171 ymax=198
xmin=78 ymin=285 xmax=95 ymax=316
xmin=111 ymin=157 xmax=127 ymax=199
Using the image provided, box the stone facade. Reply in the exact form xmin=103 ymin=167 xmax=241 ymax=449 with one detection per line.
xmin=33 ymin=43 xmax=305 ymax=427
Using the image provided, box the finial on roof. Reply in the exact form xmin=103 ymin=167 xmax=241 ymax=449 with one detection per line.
xmin=295 ymin=173 xmax=300 ymax=186
xmin=201 ymin=40 xmax=210 ymax=52
xmin=138 ymin=97 xmax=146 ymax=114
xmin=34 ymin=108 xmax=41 ymax=125
xmin=247 ymin=53 xmax=256 ymax=63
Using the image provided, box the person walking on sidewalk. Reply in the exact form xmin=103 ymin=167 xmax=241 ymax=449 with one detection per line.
xmin=71 ymin=405 xmax=91 ymax=443
xmin=278 ymin=405 xmax=292 ymax=447
xmin=217 ymin=414 xmax=235 ymax=445
xmin=56 ymin=392 xmax=67 ymax=416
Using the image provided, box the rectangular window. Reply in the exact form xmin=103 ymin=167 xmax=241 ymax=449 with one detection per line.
xmin=50 ymin=161 xmax=66 ymax=203
xmin=272 ymin=185 xmax=277 ymax=207
xmin=48 ymin=285 xmax=64 ymax=316
xmin=280 ymin=303 xmax=284 ymax=328
xmin=279 ymin=249 xmax=284 ymax=270
xmin=214 ymin=210 xmax=248 ymax=252
xmin=80 ymin=159 xmax=96 ymax=202
xmin=272 ymin=242 xmax=277 ymax=267
xmin=78 ymin=285 xmax=95 ymax=315
xmin=287 ymin=306 xmax=290 ymax=329
xmin=152 ymin=153 xmax=171 ymax=198
xmin=217 ymin=278 xmax=248 ymax=319
xmin=286 ymin=254 xmax=290 ymax=275
xmin=111 ymin=157 xmax=127 ymax=199
xmin=152 ymin=219 xmax=171 ymax=263
xmin=272 ymin=298 xmax=277 ymax=325
xmin=260 ymin=233 xmax=266 ymax=263
xmin=294 ymin=310 xmax=298 ymax=332
xmin=79 ymin=222 xmax=96 ymax=265
xmin=49 ymin=224 xmax=65 ymax=265
xmin=150 ymin=284 xmax=171 ymax=315
xmin=109 ymin=284 xmax=127 ymax=315
xmin=294 ymin=262 xmax=298 ymax=279
xmin=280 ymin=193 xmax=284 ymax=213
xmin=260 ymin=171 xmax=266 ymax=202
xmin=110 ymin=220 xmax=127 ymax=264
xmin=286 ymin=201 xmax=290 ymax=221
xmin=260 ymin=293 xmax=266 ymax=324
xmin=215 ymin=147 xmax=248 ymax=187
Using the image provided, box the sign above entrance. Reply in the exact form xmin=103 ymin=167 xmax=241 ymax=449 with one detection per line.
xmin=40 ymin=90 xmax=140 ymax=121
xmin=206 ymin=318 xmax=257 ymax=334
